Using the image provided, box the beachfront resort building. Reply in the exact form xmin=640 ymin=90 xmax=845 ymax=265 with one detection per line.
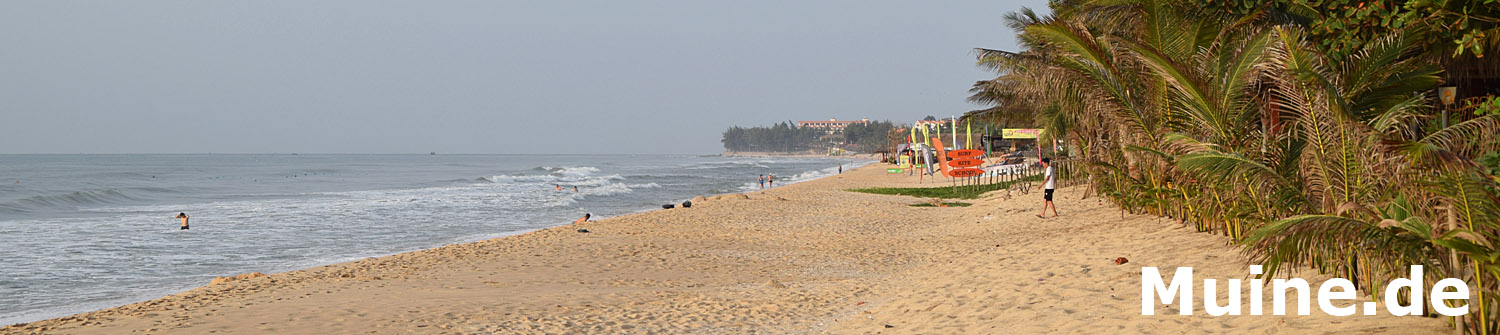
xmin=798 ymin=118 xmax=869 ymax=134
xmin=914 ymin=117 xmax=957 ymax=127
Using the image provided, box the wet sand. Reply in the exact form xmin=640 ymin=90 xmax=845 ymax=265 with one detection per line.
xmin=3 ymin=165 xmax=1449 ymax=334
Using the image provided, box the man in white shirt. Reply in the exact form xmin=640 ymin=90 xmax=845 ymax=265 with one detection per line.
xmin=1036 ymin=158 xmax=1058 ymax=218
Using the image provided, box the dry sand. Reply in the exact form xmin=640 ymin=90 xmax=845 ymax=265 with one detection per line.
xmin=3 ymin=165 xmax=1451 ymax=334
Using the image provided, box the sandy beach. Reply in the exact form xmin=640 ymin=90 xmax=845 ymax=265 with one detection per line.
xmin=2 ymin=165 xmax=1451 ymax=334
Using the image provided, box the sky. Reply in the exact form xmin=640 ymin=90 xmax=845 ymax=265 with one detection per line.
xmin=0 ymin=1 xmax=1049 ymax=154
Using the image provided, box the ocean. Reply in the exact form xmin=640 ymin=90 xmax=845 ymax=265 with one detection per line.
xmin=0 ymin=154 xmax=866 ymax=325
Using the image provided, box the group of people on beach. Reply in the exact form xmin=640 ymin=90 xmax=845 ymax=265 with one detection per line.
xmin=758 ymin=174 xmax=775 ymax=189
xmin=555 ymin=184 xmax=589 ymax=223
xmin=896 ymin=152 xmax=1060 ymax=218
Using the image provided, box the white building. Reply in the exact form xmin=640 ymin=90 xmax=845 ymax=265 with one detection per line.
xmin=797 ymin=118 xmax=869 ymax=134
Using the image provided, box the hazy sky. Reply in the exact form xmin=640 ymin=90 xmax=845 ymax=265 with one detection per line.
xmin=0 ymin=1 xmax=1048 ymax=154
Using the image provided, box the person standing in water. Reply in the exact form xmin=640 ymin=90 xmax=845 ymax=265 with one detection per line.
xmin=767 ymin=174 xmax=774 ymax=188
xmin=555 ymin=184 xmax=562 ymax=191
xmin=1035 ymin=158 xmax=1058 ymax=218
xmin=758 ymin=174 xmax=765 ymax=189
xmin=175 ymin=212 xmax=190 ymax=230
xmin=838 ymin=164 xmax=843 ymax=174
xmin=573 ymin=186 xmax=579 ymax=193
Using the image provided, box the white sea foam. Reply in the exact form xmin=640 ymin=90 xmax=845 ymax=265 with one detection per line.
xmin=0 ymin=155 xmax=865 ymax=325
xmin=552 ymin=166 xmax=601 ymax=177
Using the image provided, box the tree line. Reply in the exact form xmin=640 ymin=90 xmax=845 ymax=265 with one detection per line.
xmin=971 ymin=0 xmax=1498 ymax=331
xmin=721 ymin=120 xmax=896 ymax=154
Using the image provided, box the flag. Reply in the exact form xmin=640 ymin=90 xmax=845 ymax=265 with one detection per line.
xmin=909 ymin=124 xmax=916 ymax=145
xmin=965 ymin=120 xmax=972 ymax=149
xmin=935 ymin=123 xmax=941 ymax=147
xmin=922 ymin=123 xmax=931 ymax=146
xmin=951 ymin=117 xmax=957 ymax=149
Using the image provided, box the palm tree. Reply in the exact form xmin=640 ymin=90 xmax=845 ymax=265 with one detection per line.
xmin=972 ymin=0 xmax=1500 ymax=331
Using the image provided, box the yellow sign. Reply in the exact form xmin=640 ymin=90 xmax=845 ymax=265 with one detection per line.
xmin=1002 ymin=128 xmax=1044 ymax=139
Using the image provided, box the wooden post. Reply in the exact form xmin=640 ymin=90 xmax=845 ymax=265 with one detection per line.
xmin=1445 ymin=205 xmax=1467 ymax=335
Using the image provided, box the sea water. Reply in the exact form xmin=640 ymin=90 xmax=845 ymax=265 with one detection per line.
xmin=0 ymin=154 xmax=866 ymax=325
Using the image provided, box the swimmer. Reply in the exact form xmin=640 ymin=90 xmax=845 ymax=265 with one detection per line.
xmin=175 ymin=212 xmax=190 ymax=230
xmin=573 ymin=186 xmax=578 ymax=192
xmin=575 ymin=213 xmax=590 ymax=223
xmin=555 ymin=184 xmax=562 ymax=191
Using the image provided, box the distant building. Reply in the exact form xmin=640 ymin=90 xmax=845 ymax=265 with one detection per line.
xmin=914 ymin=118 xmax=956 ymax=127
xmin=798 ymin=118 xmax=869 ymax=134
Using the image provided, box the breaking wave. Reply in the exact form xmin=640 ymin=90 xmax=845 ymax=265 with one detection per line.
xmin=0 ymin=189 xmax=140 ymax=215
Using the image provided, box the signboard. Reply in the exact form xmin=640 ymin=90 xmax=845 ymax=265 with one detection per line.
xmin=948 ymin=149 xmax=982 ymax=158
xmin=887 ymin=168 xmax=904 ymax=174
xmin=1440 ymin=86 xmax=1457 ymax=106
xmin=948 ymin=158 xmax=984 ymax=168
xmin=949 ymin=168 xmax=984 ymax=177
xmin=1002 ymin=128 xmax=1044 ymax=139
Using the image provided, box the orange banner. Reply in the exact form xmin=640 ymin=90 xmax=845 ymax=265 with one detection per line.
xmin=932 ymin=138 xmax=951 ymax=178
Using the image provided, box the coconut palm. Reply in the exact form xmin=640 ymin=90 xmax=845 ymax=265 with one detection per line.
xmin=973 ymin=0 xmax=1500 ymax=331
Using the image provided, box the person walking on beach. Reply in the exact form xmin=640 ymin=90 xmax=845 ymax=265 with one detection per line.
xmin=175 ymin=212 xmax=190 ymax=230
xmin=1036 ymin=158 xmax=1058 ymax=218
xmin=758 ymin=174 xmax=766 ymax=189
xmin=908 ymin=155 xmax=916 ymax=176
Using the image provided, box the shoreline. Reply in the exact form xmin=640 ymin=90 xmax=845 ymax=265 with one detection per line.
xmin=4 ymin=164 xmax=1451 ymax=334
xmin=720 ymin=151 xmax=877 ymax=159
xmin=0 ymin=160 xmax=863 ymax=328
xmin=0 ymin=226 xmax=553 ymax=328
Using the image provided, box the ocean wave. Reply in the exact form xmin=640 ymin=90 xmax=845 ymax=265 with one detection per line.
xmin=570 ymin=174 xmax=624 ymax=186
xmin=785 ymin=166 xmax=840 ymax=182
xmin=580 ymin=183 xmax=635 ymax=197
xmin=481 ymin=173 xmax=623 ymax=185
xmin=733 ymin=161 xmax=871 ymax=191
xmin=482 ymin=175 xmax=557 ymax=183
xmin=682 ymin=161 xmax=772 ymax=170
xmin=532 ymin=166 xmax=601 ymax=176
xmin=0 ymin=155 xmax=879 ymax=326
xmin=553 ymin=166 xmax=600 ymax=177
xmin=0 ymin=189 xmax=139 ymax=214
xmin=624 ymin=174 xmax=714 ymax=180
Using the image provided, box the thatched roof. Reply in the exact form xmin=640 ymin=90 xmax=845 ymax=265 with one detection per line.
xmin=1439 ymin=54 xmax=1500 ymax=81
